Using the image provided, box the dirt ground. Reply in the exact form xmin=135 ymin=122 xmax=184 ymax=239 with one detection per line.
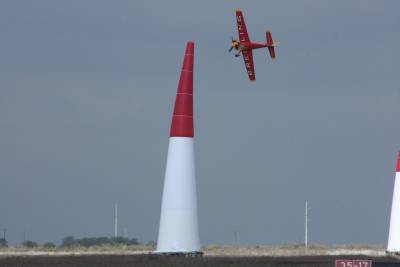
xmin=0 ymin=254 xmax=399 ymax=267
xmin=0 ymin=246 xmax=400 ymax=267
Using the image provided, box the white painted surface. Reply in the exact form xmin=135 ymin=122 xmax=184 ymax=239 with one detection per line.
xmin=388 ymin=172 xmax=400 ymax=252
xmin=156 ymin=137 xmax=201 ymax=253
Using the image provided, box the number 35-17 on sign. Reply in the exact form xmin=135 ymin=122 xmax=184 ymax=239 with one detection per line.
xmin=335 ymin=259 xmax=372 ymax=267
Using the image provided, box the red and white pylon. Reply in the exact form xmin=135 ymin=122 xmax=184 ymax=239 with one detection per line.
xmin=156 ymin=42 xmax=201 ymax=254
xmin=387 ymin=151 xmax=400 ymax=252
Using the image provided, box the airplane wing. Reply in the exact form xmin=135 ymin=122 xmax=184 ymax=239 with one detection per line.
xmin=236 ymin=10 xmax=250 ymax=42
xmin=242 ymin=50 xmax=255 ymax=81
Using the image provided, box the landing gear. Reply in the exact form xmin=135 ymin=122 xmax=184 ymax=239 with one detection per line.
xmin=234 ymin=50 xmax=242 ymax=57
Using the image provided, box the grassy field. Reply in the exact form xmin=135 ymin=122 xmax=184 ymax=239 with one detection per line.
xmin=0 ymin=244 xmax=389 ymax=257
xmin=203 ymin=244 xmax=388 ymax=257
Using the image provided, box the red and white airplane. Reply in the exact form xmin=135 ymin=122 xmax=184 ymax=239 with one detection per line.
xmin=229 ymin=10 xmax=279 ymax=81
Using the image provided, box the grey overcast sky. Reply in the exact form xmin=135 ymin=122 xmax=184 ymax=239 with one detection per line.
xmin=1 ymin=0 xmax=400 ymax=246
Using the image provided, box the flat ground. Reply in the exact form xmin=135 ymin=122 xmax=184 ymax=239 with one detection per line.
xmin=0 ymin=246 xmax=399 ymax=267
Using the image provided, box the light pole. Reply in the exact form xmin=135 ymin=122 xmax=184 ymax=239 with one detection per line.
xmin=114 ymin=204 xmax=118 ymax=238
xmin=234 ymin=231 xmax=238 ymax=245
xmin=305 ymin=201 xmax=308 ymax=249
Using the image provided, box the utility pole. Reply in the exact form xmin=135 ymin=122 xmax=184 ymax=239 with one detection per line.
xmin=305 ymin=201 xmax=308 ymax=249
xmin=114 ymin=204 xmax=118 ymax=238
xmin=2 ymin=229 xmax=5 ymax=240
xmin=234 ymin=231 xmax=238 ymax=245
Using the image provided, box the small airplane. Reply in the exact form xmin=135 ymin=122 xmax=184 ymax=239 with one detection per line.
xmin=229 ymin=10 xmax=279 ymax=81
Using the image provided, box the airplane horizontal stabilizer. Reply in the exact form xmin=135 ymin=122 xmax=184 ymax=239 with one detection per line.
xmin=266 ymin=30 xmax=277 ymax=60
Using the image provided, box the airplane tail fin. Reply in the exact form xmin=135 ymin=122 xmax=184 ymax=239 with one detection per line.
xmin=266 ymin=30 xmax=278 ymax=60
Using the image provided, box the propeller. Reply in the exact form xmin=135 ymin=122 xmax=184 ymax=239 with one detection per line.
xmin=228 ymin=36 xmax=236 ymax=52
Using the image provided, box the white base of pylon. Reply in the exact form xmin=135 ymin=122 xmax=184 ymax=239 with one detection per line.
xmin=156 ymin=137 xmax=201 ymax=253
xmin=388 ymin=172 xmax=400 ymax=252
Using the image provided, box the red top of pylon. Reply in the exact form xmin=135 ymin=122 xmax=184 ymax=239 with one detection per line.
xmin=170 ymin=42 xmax=194 ymax=137
xmin=396 ymin=151 xmax=400 ymax=172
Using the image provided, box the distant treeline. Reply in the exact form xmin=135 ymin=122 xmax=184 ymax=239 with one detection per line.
xmin=61 ymin=236 xmax=139 ymax=247
xmin=0 ymin=236 xmax=142 ymax=248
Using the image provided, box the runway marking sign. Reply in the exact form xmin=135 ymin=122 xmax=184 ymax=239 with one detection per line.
xmin=335 ymin=259 xmax=372 ymax=267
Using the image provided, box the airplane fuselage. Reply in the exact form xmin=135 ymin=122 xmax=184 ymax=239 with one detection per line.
xmin=236 ymin=41 xmax=274 ymax=51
